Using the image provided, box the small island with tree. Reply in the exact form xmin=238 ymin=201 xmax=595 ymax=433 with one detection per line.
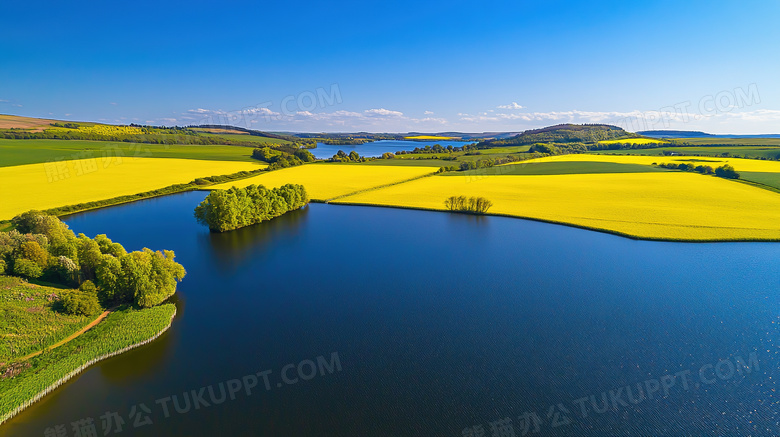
xmin=194 ymin=184 xmax=309 ymax=232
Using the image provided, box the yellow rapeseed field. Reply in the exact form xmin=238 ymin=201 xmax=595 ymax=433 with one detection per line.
xmin=404 ymin=135 xmax=454 ymax=140
xmin=0 ymin=158 xmax=263 ymax=220
xmin=599 ymin=138 xmax=666 ymax=145
xmin=520 ymin=153 xmax=780 ymax=173
xmin=46 ymin=124 xmax=149 ymax=136
xmin=332 ymin=172 xmax=780 ymax=241
xmin=210 ymin=163 xmax=439 ymax=201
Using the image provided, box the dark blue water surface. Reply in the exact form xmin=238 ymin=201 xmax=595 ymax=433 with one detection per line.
xmin=3 ymin=191 xmax=779 ymax=436
xmin=311 ymin=140 xmax=470 ymax=159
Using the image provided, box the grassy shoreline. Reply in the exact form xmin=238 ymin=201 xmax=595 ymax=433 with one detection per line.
xmin=0 ymin=304 xmax=177 ymax=426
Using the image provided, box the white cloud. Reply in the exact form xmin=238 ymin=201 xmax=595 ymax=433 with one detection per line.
xmin=110 ymin=102 xmax=118 ymax=106
xmin=146 ymin=103 xmax=780 ymax=134
xmin=364 ymin=108 xmax=404 ymax=117
xmin=497 ymin=102 xmax=524 ymax=110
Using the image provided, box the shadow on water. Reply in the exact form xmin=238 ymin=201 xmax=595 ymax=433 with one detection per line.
xmin=198 ymin=205 xmax=310 ymax=272
xmin=97 ymin=294 xmax=183 ymax=385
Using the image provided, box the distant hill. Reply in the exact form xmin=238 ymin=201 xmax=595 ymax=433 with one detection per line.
xmin=193 ymin=124 xmax=295 ymax=141
xmin=478 ymin=124 xmax=634 ymax=147
xmin=0 ymin=114 xmax=61 ymax=131
xmin=640 ymin=130 xmax=780 ymax=139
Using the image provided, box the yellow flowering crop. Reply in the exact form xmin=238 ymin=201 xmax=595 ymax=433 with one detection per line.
xmin=0 ymin=158 xmax=262 ymax=220
xmin=333 ymin=171 xmax=780 ymax=241
xmin=209 ymin=163 xmax=439 ymax=201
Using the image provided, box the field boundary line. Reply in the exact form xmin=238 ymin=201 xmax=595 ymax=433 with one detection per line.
xmin=324 ymin=170 xmax=440 ymax=203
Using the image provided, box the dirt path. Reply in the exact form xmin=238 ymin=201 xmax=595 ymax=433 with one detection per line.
xmin=20 ymin=309 xmax=112 ymax=361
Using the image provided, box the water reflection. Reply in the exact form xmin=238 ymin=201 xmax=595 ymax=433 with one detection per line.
xmin=199 ymin=205 xmax=310 ymax=272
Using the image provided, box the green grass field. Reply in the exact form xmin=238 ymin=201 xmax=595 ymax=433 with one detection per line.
xmin=594 ymin=146 xmax=780 ymax=160
xmin=739 ymin=171 xmax=780 ymax=191
xmin=678 ymin=137 xmax=780 ymax=146
xmin=196 ymin=132 xmax=291 ymax=144
xmin=0 ymin=276 xmax=90 ymax=363
xmin=0 ymin=303 xmax=176 ymax=424
xmin=0 ymin=138 xmax=260 ymax=167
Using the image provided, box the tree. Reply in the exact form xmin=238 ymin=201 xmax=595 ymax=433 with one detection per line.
xmin=444 ymin=196 xmax=456 ymax=211
xmin=120 ymin=249 xmax=185 ymax=308
xmin=95 ymin=254 xmax=123 ymax=302
xmin=94 ymin=234 xmax=127 ymax=257
xmin=473 ymin=197 xmax=493 ymax=214
xmin=60 ymin=291 xmax=101 ymax=316
xmin=294 ymin=149 xmax=316 ymax=162
xmin=53 ymin=255 xmax=79 ymax=286
xmin=443 ymin=196 xmax=493 ymax=214
xmin=13 ymin=259 xmax=43 ymax=278
xmin=77 ymin=235 xmax=103 ymax=280
xmin=10 ymin=210 xmax=44 ymax=233
xmin=715 ymin=164 xmax=740 ymax=179
xmin=18 ymin=241 xmax=49 ymax=268
xmin=194 ymin=189 xmax=240 ymax=232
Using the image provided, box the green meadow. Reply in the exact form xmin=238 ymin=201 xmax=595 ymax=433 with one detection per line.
xmin=0 ymin=138 xmax=258 ymax=167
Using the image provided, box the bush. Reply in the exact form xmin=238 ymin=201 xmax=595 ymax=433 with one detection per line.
xmin=60 ymin=291 xmax=102 ymax=316
xmin=0 ymin=259 xmax=5 ymax=275
xmin=79 ymin=280 xmax=97 ymax=293
xmin=715 ymin=164 xmax=740 ymax=179
xmin=13 ymin=259 xmax=43 ymax=279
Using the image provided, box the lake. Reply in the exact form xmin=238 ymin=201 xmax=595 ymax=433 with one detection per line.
xmin=3 ymin=191 xmax=778 ymax=436
xmin=311 ymin=140 xmax=471 ymax=159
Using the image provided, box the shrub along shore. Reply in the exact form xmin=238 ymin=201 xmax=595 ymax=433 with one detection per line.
xmin=0 ymin=304 xmax=177 ymax=426
xmin=0 ymin=209 xmax=185 ymax=426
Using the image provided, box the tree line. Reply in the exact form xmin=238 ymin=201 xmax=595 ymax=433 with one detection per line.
xmin=0 ymin=124 xmax=316 ymax=149
xmin=194 ymin=184 xmax=309 ymax=232
xmin=656 ymin=162 xmax=740 ymax=179
xmin=395 ymin=143 xmax=474 ymax=154
xmin=444 ymin=196 xmax=493 ymax=214
xmin=0 ymin=211 xmax=185 ymax=315
xmin=252 ymin=146 xmax=316 ymax=169
xmin=330 ymin=150 xmax=363 ymax=162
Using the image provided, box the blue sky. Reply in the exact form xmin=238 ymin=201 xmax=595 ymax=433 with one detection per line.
xmin=1 ymin=0 xmax=778 ymax=133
